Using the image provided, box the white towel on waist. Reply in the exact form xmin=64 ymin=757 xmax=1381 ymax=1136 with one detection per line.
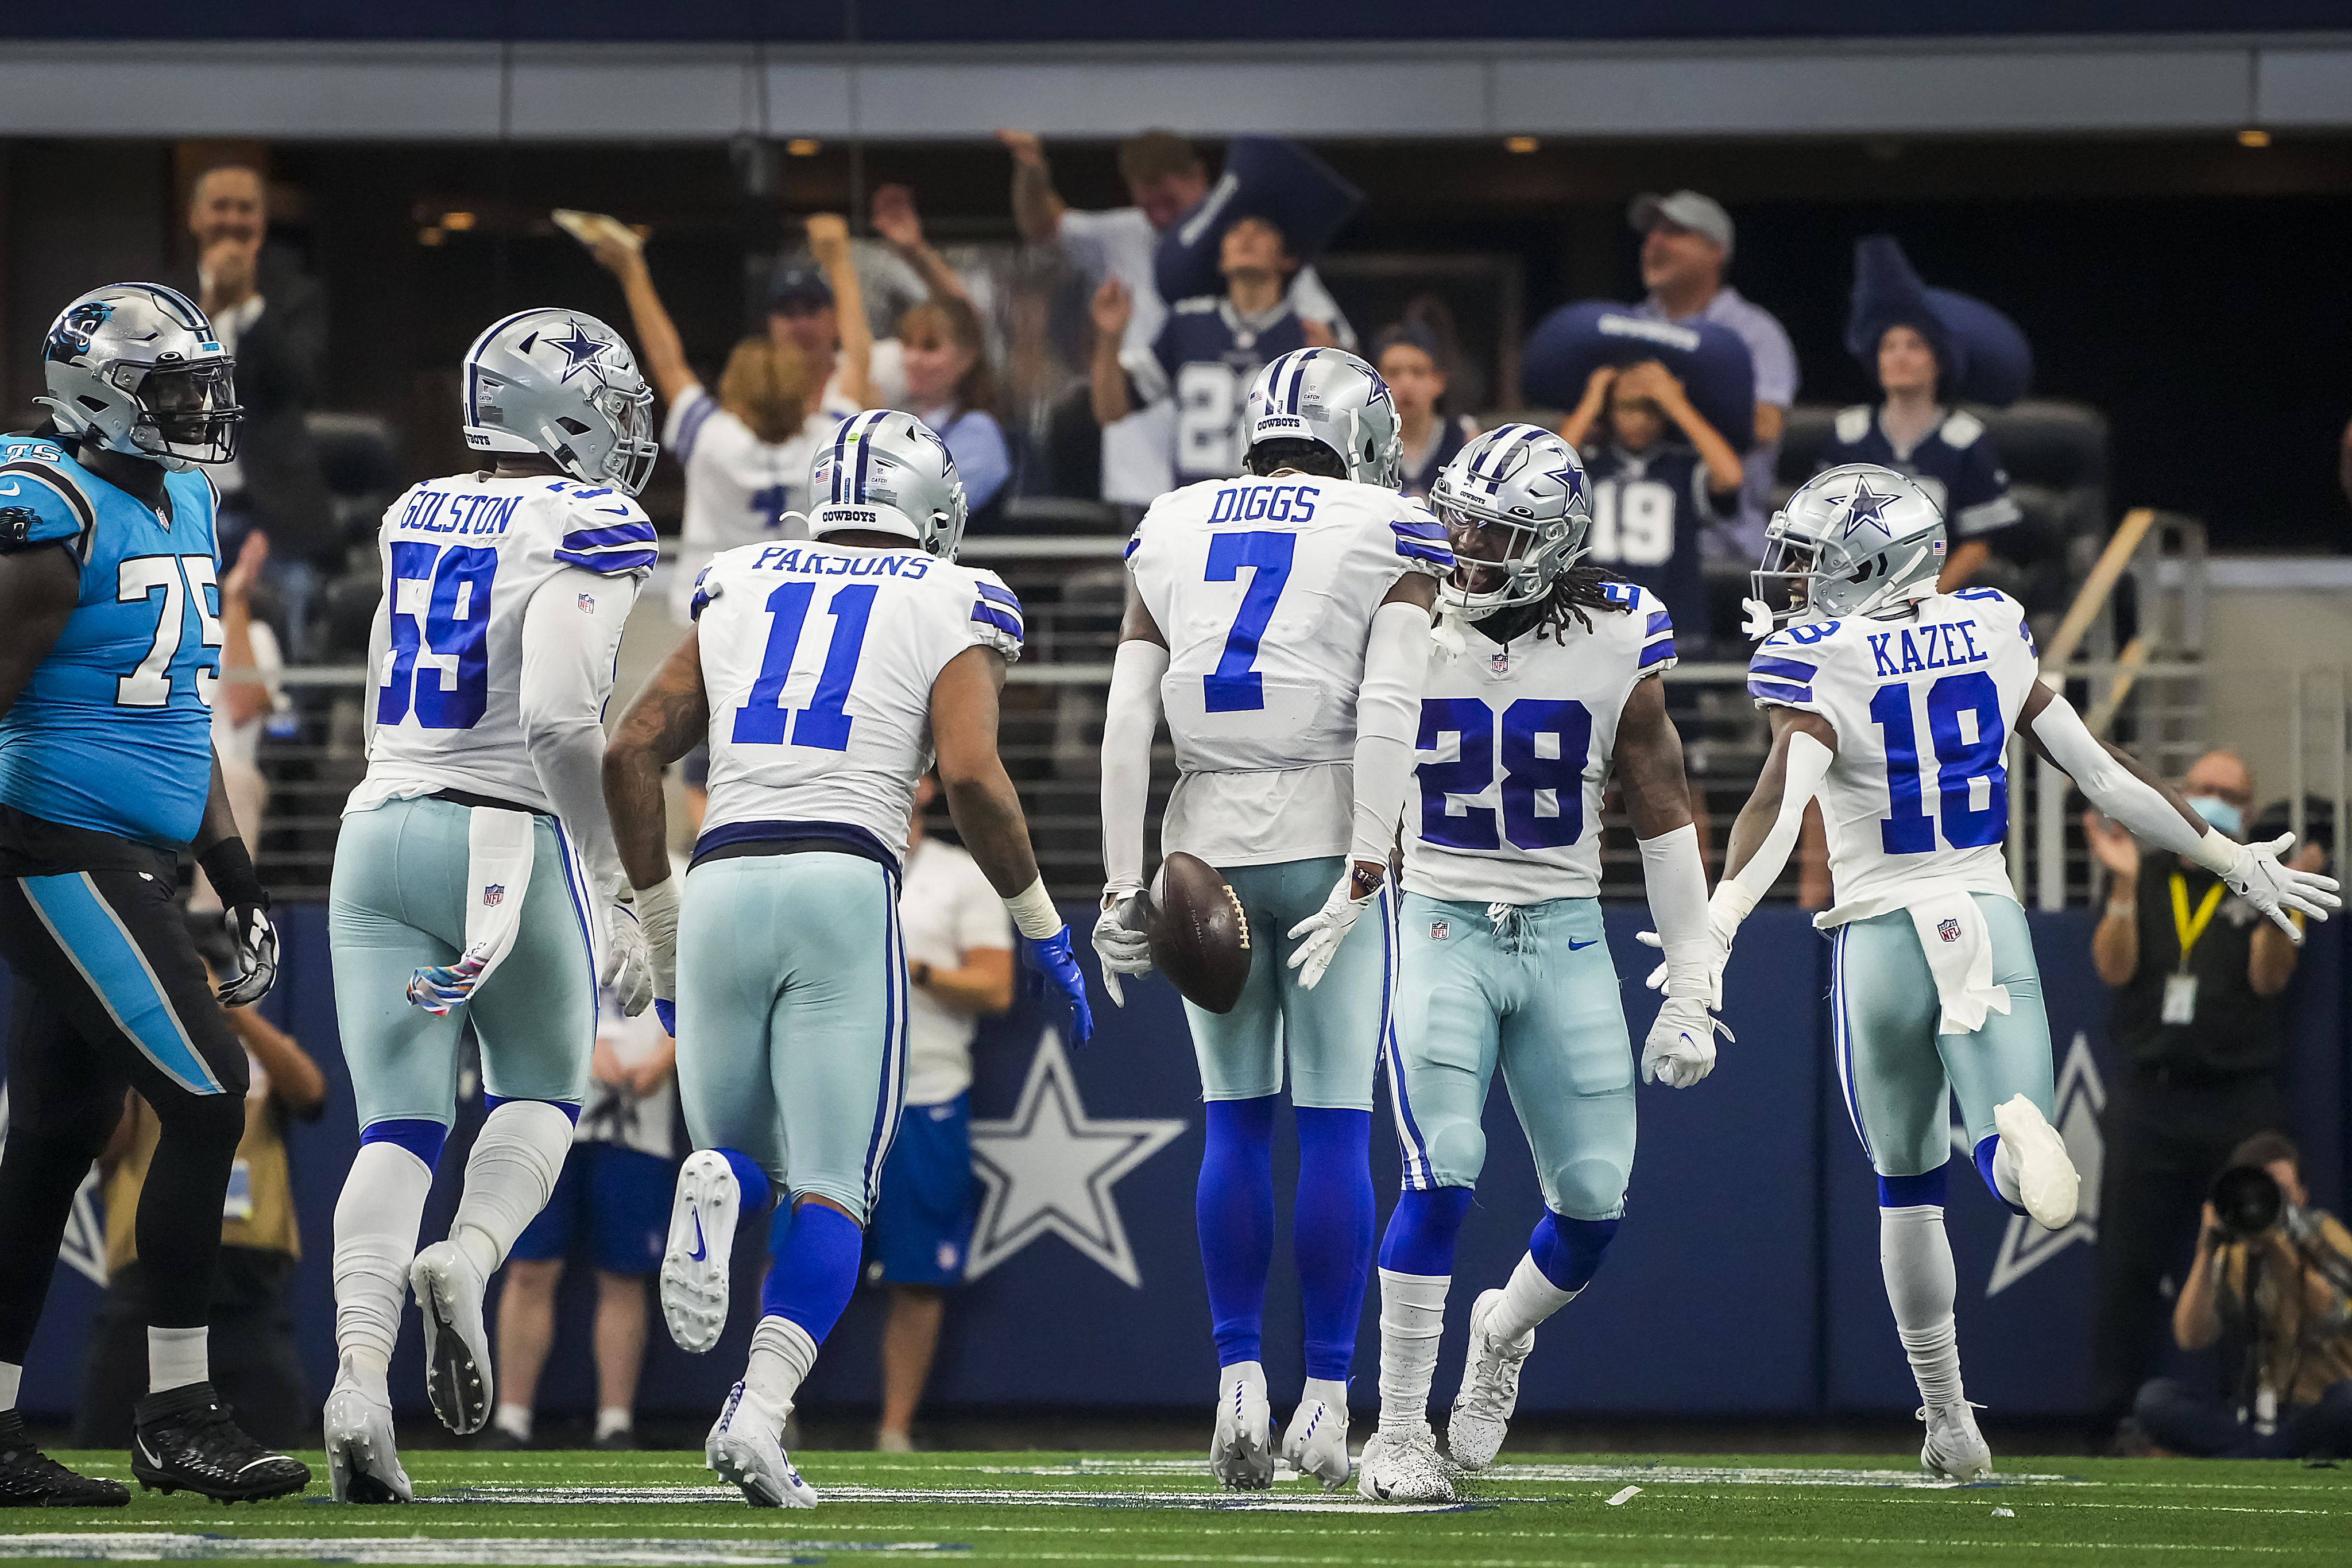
xmin=1906 ymin=891 xmax=2011 ymax=1036
xmin=407 ymin=806 xmax=536 ymax=1015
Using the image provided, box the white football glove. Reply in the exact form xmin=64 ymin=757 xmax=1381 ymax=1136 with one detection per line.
xmin=1285 ymin=867 xmax=1382 ymax=991
xmin=1092 ymin=885 xmax=1153 ymax=1009
xmin=633 ymin=875 xmax=682 ymax=1033
xmin=602 ymin=892 xmax=655 ymax=1019
xmin=2209 ymin=833 xmax=2341 ymax=943
xmin=1636 ymin=922 xmax=1730 ymax=1009
xmin=1641 ymin=993 xmax=1730 ymax=1089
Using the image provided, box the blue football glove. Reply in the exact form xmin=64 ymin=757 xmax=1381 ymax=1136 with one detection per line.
xmin=1022 ymin=927 xmax=1094 ymax=1048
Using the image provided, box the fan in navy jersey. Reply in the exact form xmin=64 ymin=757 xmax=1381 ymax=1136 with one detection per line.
xmin=1558 ymin=361 xmax=1742 ymax=649
xmin=1089 ymin=216 xmax=1308 ymax=488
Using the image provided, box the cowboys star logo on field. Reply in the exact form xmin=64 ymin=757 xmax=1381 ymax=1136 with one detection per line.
xmin=966 ymin=1028 xmax=1185 ymax=1288
xmin=1951 ymin=1031 xmax=2105 ymax=1296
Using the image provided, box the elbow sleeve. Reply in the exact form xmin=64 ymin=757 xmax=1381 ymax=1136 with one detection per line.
xmin=1349 ymin=598 xmax=1434 ymax=865
xmin=2030 ymin=692 xmax=2208 ymax=860
xmin=1100 ymin=640 xmax=1169 ymax=896
xmin=1726 ymin=729 xmax=1834 ymax=911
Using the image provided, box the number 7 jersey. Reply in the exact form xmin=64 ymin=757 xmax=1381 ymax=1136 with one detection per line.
xmin=1748 ymin=587 xmax=2039 ymax=925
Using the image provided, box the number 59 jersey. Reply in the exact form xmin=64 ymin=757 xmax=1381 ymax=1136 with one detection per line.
xmin=1748 ymin=587 xmax=2040 ymax=925
xmin=1403 ymin=583 xmax=1676 ymax=905
xmin=1125 ymin=473 xmax=1452 ymax=866
xmin=351 ymin=475 xmax=655 ymax=815
xmin=693 ymin=539 xmax=1023 ymax=864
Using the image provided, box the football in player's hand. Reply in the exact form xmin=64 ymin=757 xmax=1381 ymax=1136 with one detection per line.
xmin=1137 ymin=851 xmax=1252 ymax=1015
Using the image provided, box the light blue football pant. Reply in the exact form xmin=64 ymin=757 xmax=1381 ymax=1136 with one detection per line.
xmin=1185 ymin=856 xmax=1393 ymax=1112
xmin=1387 ymin=893 xmax=1635 ymax=1222
xmin=328 ymin=796 xmax=595 ymax=1128
xmin=675 ymin=851 xmax=908 ymax=1225
xmin=1830 ymin=893 xmax=2054 ymax=1179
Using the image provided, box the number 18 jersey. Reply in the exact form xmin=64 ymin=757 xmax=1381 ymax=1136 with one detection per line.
xmin=1124 ymin=473 xmax=1452 ymax=868
xmin=1748 ymin=587 xmax=2039 ymax=926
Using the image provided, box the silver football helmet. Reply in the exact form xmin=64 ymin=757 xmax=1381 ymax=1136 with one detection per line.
xmin=1429 ymin=423 xmax=1593 ymax=613
xmin=36 ymin=283 xmax=240 ymax=470
xmin=807 ymin=409 xmax=970 ymax=558
xmin=1242 ymin=347 xmax=1402 ymax=489
xmin=461 ymin=308 xmax=657 ymax=495
xmin=1747 ymin=463 xmax=1947 ymax=636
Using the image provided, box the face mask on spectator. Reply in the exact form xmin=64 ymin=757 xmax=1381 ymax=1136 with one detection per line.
xmin=2185 ymin=795 xmax=2242 ymax=838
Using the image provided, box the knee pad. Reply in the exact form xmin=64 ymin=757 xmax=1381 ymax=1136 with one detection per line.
xmin=155 ymin=1085 xmax=247 ymax=1153
xmin=1544 ymin=1154 xmax=1627 ymax=1224
xmin=1422 ymin=1119 xmax=1488 ymax=1190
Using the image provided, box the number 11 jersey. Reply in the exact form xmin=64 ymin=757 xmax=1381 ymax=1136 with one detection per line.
xmin=1748 ymin=587 xmax=2040 ymax=926
xmin=1124 ymin=473 xmax=1452 ymax=868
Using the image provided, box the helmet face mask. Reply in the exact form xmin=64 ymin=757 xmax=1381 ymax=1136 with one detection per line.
xmin=461 ymin=309 xmax=659 ymax=496
xmin=1746 ymin=464 xmax=1947 ymax=637
xmin=1429 ymin=423 xmax=1591 ymax=614
xmin=37 ymin=284 xmax=242 ymax=471
xmin=1242 ymin=348 xmax=1403 ymax=489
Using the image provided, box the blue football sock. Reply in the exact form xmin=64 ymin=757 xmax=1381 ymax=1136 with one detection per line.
xmin=1528 ymin=1210 xmax=1619 ymax=1292
xmin=1197 ymin=1096 xmax=1278 ymax=1368
xmin=1293 ymin=1106 xmax=1374 ymax=1383
xmin=716 ymin=1147 xmax=775 ymax=1217
xmin=757 ymin=1201 xmax=864 ymax=1344
xmin=1879 ymin=1166 xmax=1951 ymax=1209
xmin=359 ymin=1117 xmax=447 ymax=1169
xmin=1378 ymin=1186 xmax=1473 ymax=1277
xmin=485 ymin=1094 xmax=581 ymax=1125
xmin=1974 ymin=1133 xmax=2025 ymax=1215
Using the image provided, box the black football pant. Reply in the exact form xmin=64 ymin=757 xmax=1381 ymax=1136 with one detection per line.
xmin=0 ymin=813 xmax=247 ymax=1368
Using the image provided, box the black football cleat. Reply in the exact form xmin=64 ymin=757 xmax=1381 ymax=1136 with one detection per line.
xmin=131 ymin=1383 xmax=310 ymax=1503
xmin=0 ymin=1411 xmax=129 ymax=1507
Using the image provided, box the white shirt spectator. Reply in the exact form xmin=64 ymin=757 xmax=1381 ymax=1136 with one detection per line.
xmin=1057 ymin=206 xmax=1351 ymax=506
xmin=578 ymin=991 xmax=677 ymax=1161
xmin=898 ymin=837 xmax=1013 ymax=1106
xmin=1634 ymin=282 xmax=1797 ymax=555
xmin=662 ymin=386 xmax=823 ymax=620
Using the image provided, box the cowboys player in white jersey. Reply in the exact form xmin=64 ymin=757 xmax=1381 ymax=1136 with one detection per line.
xmin=603 ymin=409 xmax=1092 ymax=1508
xmin=1356 ymin=424 xmax=1723 ymax=1502
xmin=1701 ymin=464 xmax=2338 ymax=1481
xmin=322 ymin=309 xmax=661 ymax=1501
xmin=1096 ymin=347 xmax=1450 ymax=1490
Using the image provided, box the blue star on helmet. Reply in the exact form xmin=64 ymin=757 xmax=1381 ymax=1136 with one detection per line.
xmin=1839 ymin=476 xmax=1898 ymax=538
xmin=544 ymin=321 xmax=610 ymax=382
xmin=1544 ymin=456 xmax=1585 ymax=506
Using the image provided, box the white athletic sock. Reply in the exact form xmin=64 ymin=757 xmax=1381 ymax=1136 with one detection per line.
xmin=333 ymin=1141 xmax=436 ymax=1403
xmin=1375 ymin=1269 xmax=1448 ymax=1434
xmin=1991 ymin=1140 xmax=2024 ymax=1209
xmin=1880 ymin=1204 xmax=1965 ymax=1408
xmin=450 ymin=1101 xmax=574 ymax=1278
xmin=148 ymin=1326 xmax=208 ymax=1393
xmin=1488 ymin=1252 xmax=1579 ymax=1344
xmin=745 ymin=1315 xmax=819 ymax=1420
xmin=493 ymin=1403 xmax=533 ymax=1441
xmin=595 ymin=1406 xmax=632 ymax=1440
xmin=1 ymin=1359 xmax=23 ymax=1410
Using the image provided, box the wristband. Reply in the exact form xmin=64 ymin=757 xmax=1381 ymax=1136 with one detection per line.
xmin=1004 ymin=874 xmax=1063 ymax=941
xmin=198 ymin=838 xmax=268 ymax=911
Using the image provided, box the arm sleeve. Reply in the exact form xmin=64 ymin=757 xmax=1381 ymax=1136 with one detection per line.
xmin=2025 ymin=688 xmax=2218 ymax=862
xmin=1099 ymin=638 xmax=1170 ymax=896
xmin=1719 ymin=727 xmax=1836 ymax=919
xmin=1350 ymin=597 xmax=1434 ymax=864
xmin=519 ymin=566 xmax=641 ymax=897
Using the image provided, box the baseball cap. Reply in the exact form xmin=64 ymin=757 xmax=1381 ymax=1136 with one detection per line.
xmin=767 ymin=264 xmax=834 ymax=311
xmin=1628 ymin=190 xmax=1734 ymax=257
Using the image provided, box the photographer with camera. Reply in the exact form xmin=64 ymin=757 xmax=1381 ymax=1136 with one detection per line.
xmin=2132 ymin=1133 xmax=2352 ymax=1458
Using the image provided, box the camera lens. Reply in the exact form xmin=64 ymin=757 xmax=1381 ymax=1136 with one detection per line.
xmin=2210 ymin=1164 xmax=2283 ymax=1238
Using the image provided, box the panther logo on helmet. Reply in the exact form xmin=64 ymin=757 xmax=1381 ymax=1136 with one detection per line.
xmin=45 ymin=301 xmax=113 ymax=365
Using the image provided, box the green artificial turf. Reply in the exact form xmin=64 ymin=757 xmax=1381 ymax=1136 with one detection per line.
xmin=3 ymin=1447 xmax=2345 ymax=1565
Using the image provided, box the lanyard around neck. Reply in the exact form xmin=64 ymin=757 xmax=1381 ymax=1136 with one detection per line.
xmin=2169 ymin=872 xmax=2226 ymax=973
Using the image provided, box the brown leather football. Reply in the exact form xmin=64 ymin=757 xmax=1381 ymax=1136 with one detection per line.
xmin=1136 ymin=851 xmax=1252 ymax=1014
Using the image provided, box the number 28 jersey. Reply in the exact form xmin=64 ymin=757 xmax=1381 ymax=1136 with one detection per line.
xmin=693 ymin=539 xmax=1022 ymax=866
xmin=1404 ymin=583 xmax=1676 ymax=905
xmin=1124 ymin=473 xmax=1452 ymax=867
xmin=1748 ymin=587 xmax=2038 ymax=926
xmin=351 ymin=474 xmax=654 ymax=815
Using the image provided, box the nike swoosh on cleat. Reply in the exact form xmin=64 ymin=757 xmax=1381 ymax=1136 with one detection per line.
xmin=136 ymin=1437 xmax=159 ymax=1466
xmin=1567 ymin=938 xmax=1599 ymax=950
xmin=687 ymin=1208 xmax=708 ymax=1263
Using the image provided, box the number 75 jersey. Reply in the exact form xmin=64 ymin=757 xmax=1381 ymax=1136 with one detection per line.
xmin=1748 ymin=587 xmax=2040 ymax=924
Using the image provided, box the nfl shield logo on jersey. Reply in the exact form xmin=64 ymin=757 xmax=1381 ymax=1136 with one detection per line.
xmin=483 ymin=884 xmax=505 ymax=907
xmin=1490 ymin=648 xmax=1510 ymax=675
xmin=1937 ymin=917 xmax=1961 ymax=943
xmin=1430 ymin=920 xmax=1450 ymax=942
xmin=577 ymin=591 xmax=597 ymax=613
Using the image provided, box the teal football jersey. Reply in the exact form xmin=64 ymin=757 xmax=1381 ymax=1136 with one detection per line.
xmin=0 ymin=436 xmax=222 ymax=847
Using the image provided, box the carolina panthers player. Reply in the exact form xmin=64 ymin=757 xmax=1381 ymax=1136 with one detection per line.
xmin=1700 ymin=464 xmax=2338 ymax=1481
xmin=604 ymin=410 xmax=1092 ymax=1509
xmin=0 ymin=284 xmax=305 ymax=1505
xmin=1096 ymin=347 xmax=1450 ymax=1490
xmin=322 ymin=309 xmax=662 ymax=1501
xmin=1355 ymin=424 xmax=1722 ymax=1503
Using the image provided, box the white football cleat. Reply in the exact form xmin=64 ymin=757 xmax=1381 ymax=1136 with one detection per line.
xmin=1994 ymin=1094 xmax=2079 ymax=1230
xmin=1279 ymin=1384 xmax=1351 ymax=1489
xmin=409 ymin=1240 xmax=493 ymax=1435
xmin=1356 ymin=1425 xmax=1454 ymax=1503
xmin=706 ymin=1381 xmax=818 ymax=1509
xmin=663 ymin=1149 xmax=741 ymax=1353
xmin=1446 ymin=1287 xmax=1533 ymax=1470
xmin=1919 ymin=1401 xmax=1994 ymax=1482
xmin=323 ymin=1370 xmax=411 ymax=1504
xmin=1208 ymin=1362 xmax=1275 ymax=1490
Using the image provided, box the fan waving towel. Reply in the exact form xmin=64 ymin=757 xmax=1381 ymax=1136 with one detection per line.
xmin=1906 ymin=891 xmax=2012 ymax=1037
xmin=407 ymin=807 xmax=536 ymax=1016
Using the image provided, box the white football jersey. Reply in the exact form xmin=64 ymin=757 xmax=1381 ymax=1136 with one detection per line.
xmin=662 ymin=385 xmax=821 ymax=619
xmin=1404 ymin=583 xmax=1676 ymax=905
xmin=1748 ymin=586 xmax=2038 ymax=924
xmin=693 ymin=539 xmax=1022 ymax=865
xmin=351 ymin=473 xmax=652 ymax=814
